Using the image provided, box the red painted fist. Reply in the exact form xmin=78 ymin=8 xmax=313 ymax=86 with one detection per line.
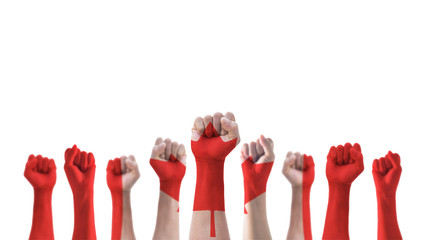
xmin=24 ymin=154 xmax=56 ymax=190
xmin=64 ymin=145 xmax=96 ymax=196
xmin=372 ymin=151 xmax=402 ymax=196
xmin=326 ymin=143 xmax=364 ymax=185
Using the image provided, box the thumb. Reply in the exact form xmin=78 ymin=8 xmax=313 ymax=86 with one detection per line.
xmin=283 ymin=152 xmax=296 ymax=173
xmin=126 ymin=159 xmax=141 ymax=179
xmin=151 ymin=142 xmax=166 ymax=159
xmin=350 ymin=147 xmax=364 ymax=170
xmin=220 ymin=117 xmax=240 ymax=144
xmin=65 ymin=145 xmax=78 ymax=167
xmin=24 ymin=155 xmax=37 ymax=178
xmin=372 ymin=159 xmax=382 ymax=179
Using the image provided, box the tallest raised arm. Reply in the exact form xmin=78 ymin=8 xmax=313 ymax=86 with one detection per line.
xmin=64 ymin=145 xmax=97 ymax=240
xmin=190 ymin=112 xmax=240 ymax=240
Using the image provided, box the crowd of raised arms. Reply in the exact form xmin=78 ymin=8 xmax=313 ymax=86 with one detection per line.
xmin=24 ymin=112 xmax=402 ymax=240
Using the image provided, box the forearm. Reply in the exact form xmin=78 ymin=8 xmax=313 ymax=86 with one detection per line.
xmin=376 ymin=192 xmax=401 ymax=240
xmin=322 ymin=183 xmax=350 ymax=240
xmin=111 ymin=191 xmax=136 ymax=240
xmin=287 ymin=187 xmax=303 ymax=240
xmin=121 ymin=192 xmax=136 ymax=240
xmin=302 ymin=186 xmax=312 ymax=240
xmin=153 ymin=191 xmax=179 ymax=240
xmin=192 ymin=160 xmax=226 ymax=238
xmin=244 ymin=193 xmax=271 ymax=240
xmin=30 ymin=189 xmax=54 ymax=240
xmin=73 ymin=191 xmax=96 ymax=240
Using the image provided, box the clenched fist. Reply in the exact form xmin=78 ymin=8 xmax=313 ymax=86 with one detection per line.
xmin=24 ymin=155 xmax=56 ymax=190
xmin=241 ymin=135 xmax=275 ymax=213
xmin=150 ymin=137 xmax=186 ymax=201
xmin=326 ymin=143 xmax=364 ymax=186
xmin=191 ymin=112 xmax=240 ymax=161
xmin=372 ymin=151 xmax=402 ymax=196
xmin=283 ymin=152 xmax=315 ymax=188
xmin=107 ymin=155 xmax=140 ymax=193
xmin=64 ymin=145 xmax=96 ymax=196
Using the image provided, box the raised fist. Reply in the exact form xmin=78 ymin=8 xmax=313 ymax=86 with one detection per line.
xmin=241 ymin=135 xmax=274 ymax=192
xmin=191 ymin=112 xmax=240 ymax=161
xmin=283 ymin=152 xmax=315 ymax=188
xmin=372 ymin=151 xmax=402 ymax=196
xmin=241 ymin=135 xmax=274 ymax=213
xmin=107 ymin=155 xmax=140 ymax=192
xmin=326 ymin=143 xmax=364 ymax=186
xmin=150 ymin=137 xmax=186 ymax=201
xmin=64 ymin=145 xmax=96 ymax=195
xmin=24 ymin=154 xmax=56 ymax=190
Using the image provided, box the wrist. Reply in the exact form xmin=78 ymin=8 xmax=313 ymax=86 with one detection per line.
xmin=160 ymin=179 xmax=182 ymax=201
xmin=194 ymin=158 xmax=225 ymax=210
xmin=195 ymin=159 xmax=224 ymax=192
xmin=73 ymin=187 xmax=94 ymax=200
xmin=328 ymin=182 xmax=351 ymax=202
xmin=328 ymin=181 xmax=351 ymax=189
xmin=244 ymin=180 xmax=267 ymax=197
xmin=34 ymin=188 xmax=53 ymax=197
xmin=245 ymin=193 xmax=267 ymax=213
xmin=376 ymin=188 xmax=396 ymax=200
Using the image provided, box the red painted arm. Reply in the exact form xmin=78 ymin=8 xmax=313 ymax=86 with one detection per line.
xmin=24 ymin=154 xmax=56 ymax=240
xmin=323 ymin=143 xmax=364 ymax=240
xmin=372 ymin=151 xmax=402 ymax=240
xmin=64 ymin=145 xmax=97 ymax=240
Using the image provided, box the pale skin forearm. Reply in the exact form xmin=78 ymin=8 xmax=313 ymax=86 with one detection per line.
xmin=121 ymin=191 xmax=136 ymax=240
xmin=243 ymin=193 xmax=272 ymax=240
xmin=153 ymin=191 xmax=179 ymax=240
xmin=287 ymin=187 xmax=304 ymax=240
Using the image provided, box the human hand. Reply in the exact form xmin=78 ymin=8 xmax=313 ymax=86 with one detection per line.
xmin=107 ymin=155 xmax=140 ymax=193
xmin=64 ymin=145 xmax=96 ymax=196
xmin=372 ymin=151 xmax=402 ymax=196
xmin=282 ymin=152 xmax=315 ymax=188
xmin=191 ymin=112 xmax=240 ymax=161
xmin=24 ymin=154 xmax=56 ymax=190
xmin=241 ymin=135 xmax=274 ymax=213
xmin=326 ymin=143 xmax=364 ymax=186
xmin=150 ymin=137 xmax=186 ymax=201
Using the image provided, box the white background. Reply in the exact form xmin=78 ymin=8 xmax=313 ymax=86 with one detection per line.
xmin=1 ymin=1 xmax=426 ymax=239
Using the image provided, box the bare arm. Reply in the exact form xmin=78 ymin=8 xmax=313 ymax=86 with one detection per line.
xmin=153 ymin=191 xmax=180 ymax=240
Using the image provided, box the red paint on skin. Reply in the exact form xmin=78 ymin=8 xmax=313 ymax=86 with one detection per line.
xmin=150 ymin=157 xmax=186 ymax=203
xmin=302 ymin=154 xmax=315 ymax=240
xmin=242 ymin=156 xmax=273 ymax=214
xmin=107 ymin=158 xmax=123 ymax=240
xmin=373 ymin=152 xmax=402 ymax=240
xmin=24 ymin=154 xmax=56 ymax=240
xmin=64 ymin=145 xmax=97 ymax=240
xmin=192 ymin=122 xmax=237 ymax=237
xmin=323 ymin=143 xmax=363 ymax=240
